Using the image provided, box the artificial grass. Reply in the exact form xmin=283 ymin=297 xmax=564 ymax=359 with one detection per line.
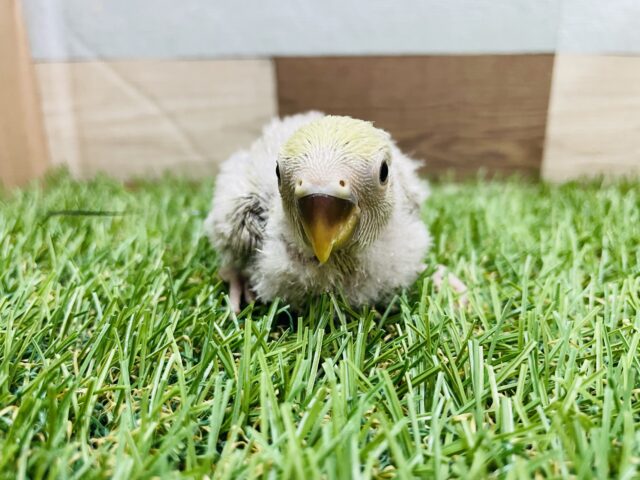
xmin=0 ymin=173 xmax=639 ymax=479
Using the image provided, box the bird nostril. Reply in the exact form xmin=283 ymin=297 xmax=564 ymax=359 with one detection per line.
xmin=297 ymin=180 xmax=303 ymax=187
xmin=339 ymin=180 xmax=346 ymax=188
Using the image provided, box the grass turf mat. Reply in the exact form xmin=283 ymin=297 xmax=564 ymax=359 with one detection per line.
xmin=1 ymin=174 xmax=639 ymax=478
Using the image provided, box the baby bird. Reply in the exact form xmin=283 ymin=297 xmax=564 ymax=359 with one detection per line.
xmin=205 ymin=112 xmax=439 ymax=311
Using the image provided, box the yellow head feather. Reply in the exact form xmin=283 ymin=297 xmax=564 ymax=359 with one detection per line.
xmin=281 ymin=116 xmax=389 ymax=160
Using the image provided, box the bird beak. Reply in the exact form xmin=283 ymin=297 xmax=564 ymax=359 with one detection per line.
xmin=297 ymin=193 xmax=359 ymax=263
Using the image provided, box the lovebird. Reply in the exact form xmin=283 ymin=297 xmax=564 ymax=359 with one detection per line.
xmin=205 ymin=112 xmax=464 ymax=311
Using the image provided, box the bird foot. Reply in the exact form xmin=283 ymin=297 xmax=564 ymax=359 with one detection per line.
xmin=432 ymin=264 xmax=468 ymax=307
xmin=243 ymin=282 xmax=256 ymax=304
xmin=221 ymin=268 xmax=254 ymax=313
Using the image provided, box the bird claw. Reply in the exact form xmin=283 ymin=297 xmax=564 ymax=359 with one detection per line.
xmin=432 ymin=264 xmax=469 ymax=307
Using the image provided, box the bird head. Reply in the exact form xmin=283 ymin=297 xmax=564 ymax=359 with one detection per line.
xmin=277 ymin=116 xmax=394 ymax=264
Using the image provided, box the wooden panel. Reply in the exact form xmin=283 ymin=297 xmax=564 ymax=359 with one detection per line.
xmin=542 ymin=55 xmax=640 ymax=182
xmin=34 ymin=62 xmax=81 ymax=176
xmin=35 ymin=59 xmax=277 ymax=180
xmin=0 ymin=0 xmax=49 ymax=188
xmin=276 ymin=55 xmax=554 ymax=177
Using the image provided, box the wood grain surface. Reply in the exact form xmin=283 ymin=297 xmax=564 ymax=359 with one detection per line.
xmin=36 ymin=60 xmax=277 ymax=180
xmin=276 ymin=55 xmax=554 ymax=177
xmin=543 ymin=55 xmax=640 ymax=182
xmin=0 ymin=0 xmax=49 ymax=188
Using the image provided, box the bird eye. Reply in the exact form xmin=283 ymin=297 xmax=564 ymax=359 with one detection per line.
xmin=379 ymin=160 xmax=389 ymax=185
xmin=276 ymin=163 xmax=281 ymax=184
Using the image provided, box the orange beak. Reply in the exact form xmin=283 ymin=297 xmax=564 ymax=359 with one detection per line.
xmin=297 ymin=194 xmax=359 ymax=263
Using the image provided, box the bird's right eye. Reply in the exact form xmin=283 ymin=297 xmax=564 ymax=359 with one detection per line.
xmin=276 ymin=163 xmax=281 ymax=184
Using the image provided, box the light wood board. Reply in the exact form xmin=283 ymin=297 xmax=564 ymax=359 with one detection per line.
xmin=35 ymin=59 xmax=277 ymax=180
xmin=0 ymin=0 xmax=49 ymax=188
xmin=543 ymin=55 xmax=640 ymax=181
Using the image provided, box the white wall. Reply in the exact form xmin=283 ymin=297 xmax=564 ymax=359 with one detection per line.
xmin=557 ymin=0 xmax=640 ymax=53
xmin=21 ymin=0 xmax=640 ymax=61
xmin=23 ymin=0 xmax=562 ymax=60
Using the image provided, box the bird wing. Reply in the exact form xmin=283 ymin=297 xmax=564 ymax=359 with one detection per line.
xmin=204 ymin=149 xmax=271 ymax=270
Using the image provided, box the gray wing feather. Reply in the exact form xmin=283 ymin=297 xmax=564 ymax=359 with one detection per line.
xmin=204 ymin=148 xmax=274 ymax=270
xmin=226 ymin=192 xmax=269 ymax=259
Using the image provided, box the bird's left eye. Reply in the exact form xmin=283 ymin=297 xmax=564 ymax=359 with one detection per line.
xmin=379 ymin=161 xmax=389 ymax=185
xmin=276 ymin=163 xmax=281 ymax=185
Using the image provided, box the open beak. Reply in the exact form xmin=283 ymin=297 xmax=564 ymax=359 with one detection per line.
xmin=297 ymin=193 xmax=359 ymax=263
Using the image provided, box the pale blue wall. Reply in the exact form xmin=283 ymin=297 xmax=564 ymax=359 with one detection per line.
xmin=22 ymin=0 xmax=560 ymax=60
xmin=557 ymin=0 xmax=640 ymax=52
xmin=21 ymin=0 xmax=640 ymax=61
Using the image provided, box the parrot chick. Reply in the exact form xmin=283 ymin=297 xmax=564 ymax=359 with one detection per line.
xmin=205 ymin=112 xmax=438 ymax=311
